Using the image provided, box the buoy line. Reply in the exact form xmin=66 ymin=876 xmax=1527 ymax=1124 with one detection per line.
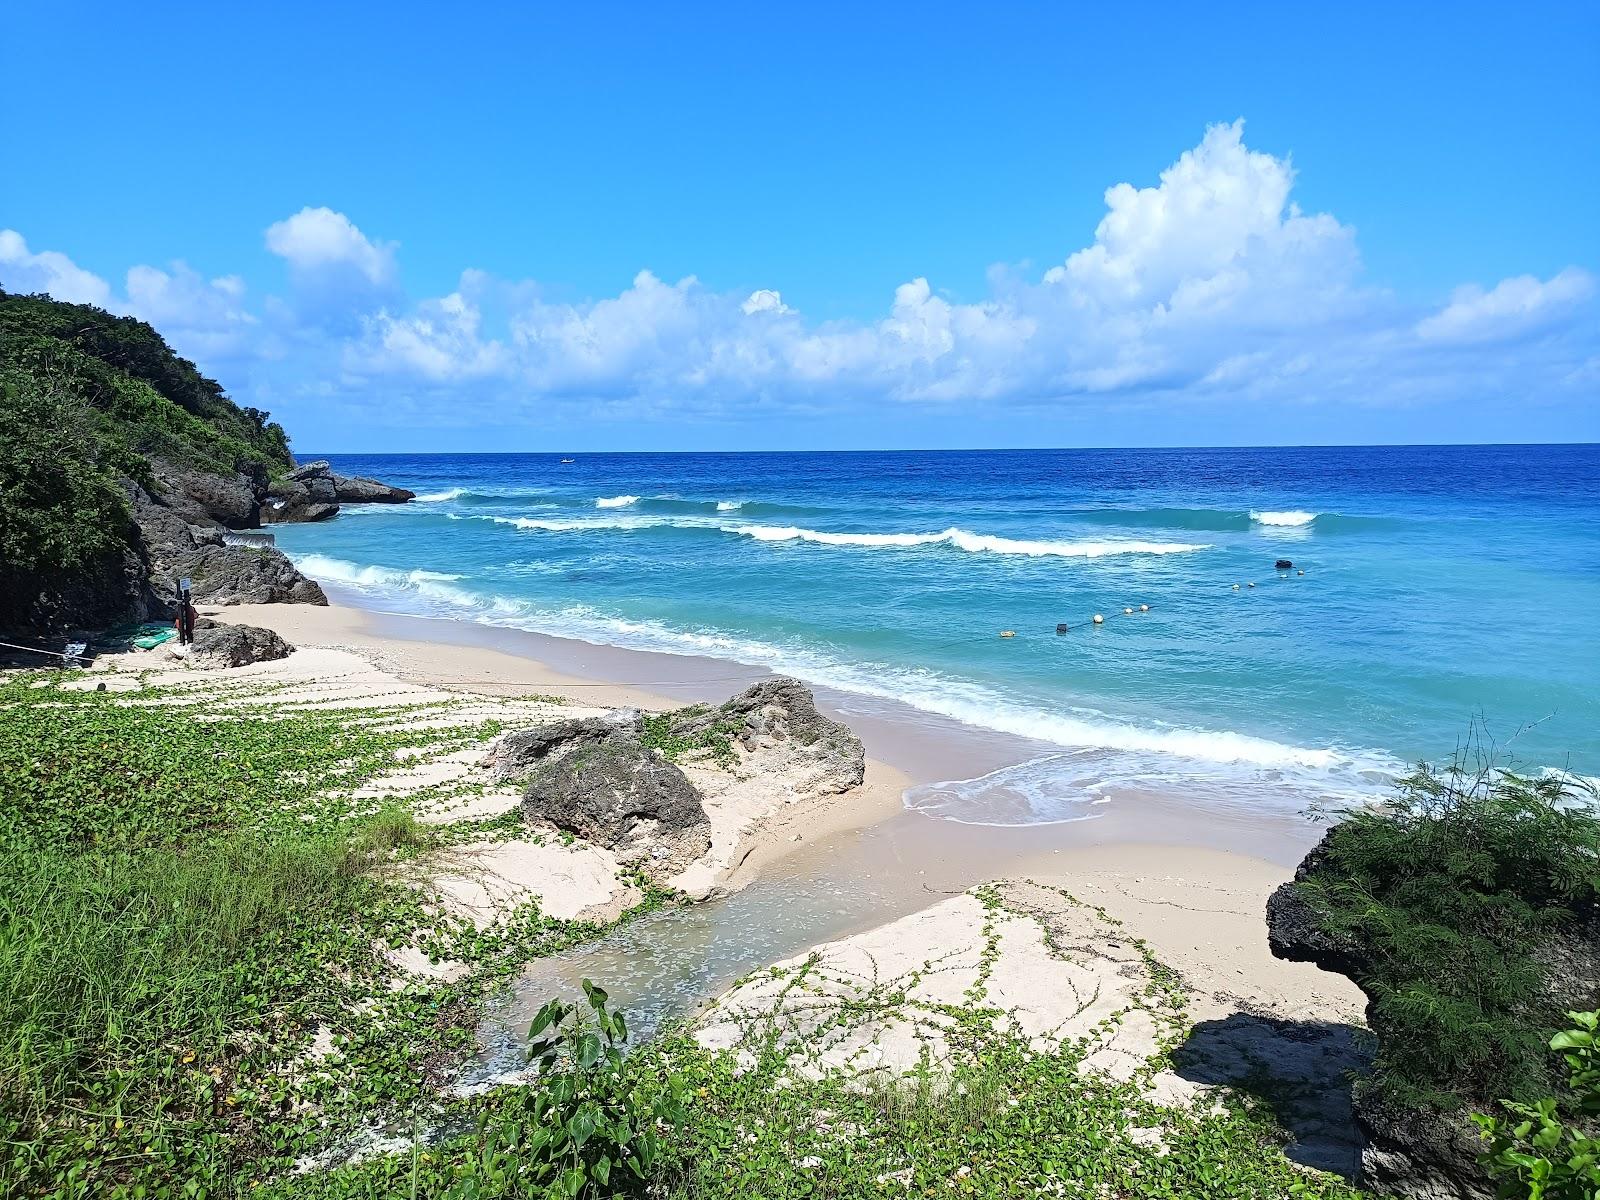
xmin=1006 ymin=562 xmax=1311 ymax=639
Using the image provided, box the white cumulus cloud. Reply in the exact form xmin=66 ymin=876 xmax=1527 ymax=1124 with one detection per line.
xmin=1416 ymin=267 xmax=1595 ymax=344
xmin=4 ymin=121 xmax=1594 ymax=438
xmin=0 ymin=229 xmax=113 ymax=306
xmin=265 ymin=206 xmax=396 ymax=286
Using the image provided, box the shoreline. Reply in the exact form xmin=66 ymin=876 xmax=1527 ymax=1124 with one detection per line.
xmin=217 ymin=596 xmax=1363 ymax=1045
xmin=228 ymin=592 xmax=1333 ymax=869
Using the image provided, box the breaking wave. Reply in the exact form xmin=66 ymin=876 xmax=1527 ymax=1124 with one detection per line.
xmin=596 ymin=494 xmax=640 ymax=508
xmin=1249 ymin=510 xmax=1319 ymax=527
xmin=289 ymin=548 xmax=1393 ymax=819
xmin=727 ymin=525 xmax=1209 ymax=558
xmin=447 ymin=513 xmax=670 ymax=533
xmin=413 ymin=487 xmax=466 ymax=502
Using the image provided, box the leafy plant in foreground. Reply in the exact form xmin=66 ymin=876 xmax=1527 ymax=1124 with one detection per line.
xmin=1476 ymin=1010 xmax=1600 ymax=1200
xmin=471 ymin=981 xmax=686 ymax=1198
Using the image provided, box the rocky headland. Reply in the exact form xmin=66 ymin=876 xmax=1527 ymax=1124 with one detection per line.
xmin=0 ymin=288 xmax=412 ymax=640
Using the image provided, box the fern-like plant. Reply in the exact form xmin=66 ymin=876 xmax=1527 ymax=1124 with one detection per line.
xmin=1292 ymin=757 xmax=1600 ymax=1110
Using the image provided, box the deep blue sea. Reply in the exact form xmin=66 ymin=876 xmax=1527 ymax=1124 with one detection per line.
xmin=279 ymin=445 xmax=1600 ymax=823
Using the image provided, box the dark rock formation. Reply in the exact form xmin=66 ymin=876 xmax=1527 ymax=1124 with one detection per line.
xmin=188 ymin=620 xmax=293 ymax=668
xmin=674 ymin=677 xmax=865 ymax=795
xmin=298 ymin=460 xmax=414 ymax=504
xmin=485 ymin=680 xmax=866 ymax=880
xmin=262 ymin=460 xmax=410 ymax=523
xmin=333 ymin=473 xmax=415 ymax=504
xmin=148 ymin=457 xmax=264 ymax=529
xmin=497 ymin=714 xmax=710 ymax=876
xmin=132 ymin=485 xmax=326 ymax=610
xmin=261 ymin=477 xmax=340 ymax=524
xmin=8 ymin=542 xmax=157 ymax=633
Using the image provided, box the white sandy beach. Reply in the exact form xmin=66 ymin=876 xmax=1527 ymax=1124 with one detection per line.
xmin=185 ymin=600 xmax=1360 ymax=1032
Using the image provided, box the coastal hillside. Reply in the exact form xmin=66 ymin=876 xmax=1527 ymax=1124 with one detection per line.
xmin=0 ymin=290 xmax=409 ymax=633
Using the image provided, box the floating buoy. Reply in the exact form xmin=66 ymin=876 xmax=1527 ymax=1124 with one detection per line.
xmin=1247 ymin=582 xmax=1256 ymax=588
xmin=1092 ymin=613 xmax=1105 ymax=625
xmin=1000 ymin=630 xmax=1015 ymax=638
xmin=1123 ymin=607 xmax=1134 ymax=615
xmin=1297 ymin=570 xmax=1305 ymax=576
xmin=1055 ymin=623 xmax=1070 ymax=634
xmin=1139 ymin=603 xmax=1150 ymax=612
xmin=1232 ymin=584 xmax=1240 ymax=590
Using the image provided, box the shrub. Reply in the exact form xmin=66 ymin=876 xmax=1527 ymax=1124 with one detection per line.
xmin=1292 ymin=759 xmax=1600 ymax=1110
xmin=1476 ymin=1010 xmax=1600 ymax=1200
xmin=497 ymin=980 xmax=687 ymax=1197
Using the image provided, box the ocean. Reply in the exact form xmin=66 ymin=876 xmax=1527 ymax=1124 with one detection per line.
xmin=275 ymin=445 xmax=1600 ymax=822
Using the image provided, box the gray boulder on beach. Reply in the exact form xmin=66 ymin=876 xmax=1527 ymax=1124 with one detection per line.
xmin=486 ymin=678 xmax=866 ymax=880
xmin=497 ymin=715 xmax=712 ymax=876
xmin=676 ymin=677 xmax=866 ymax=795
xmin=189 ymin=621 xmax=294 ymax=668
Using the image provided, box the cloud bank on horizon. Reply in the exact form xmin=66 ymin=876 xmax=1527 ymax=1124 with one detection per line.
xmin=2 ymin=121 xmax=1594 ymax=442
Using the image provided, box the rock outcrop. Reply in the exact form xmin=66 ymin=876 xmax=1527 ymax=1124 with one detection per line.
xmin=263 ymin=460 xmax=412 ymax=523
xmin=497 ymin=715 xmax=711 ymax=877
xmin=147 ymin=457 xmax=265 ymax=529
xmin=188 ymin=620 xmax=294 ymax=668
xmin=263 ymin=460 xmax=411 ymax=523
xmin=261 ymin=478 xmax=340 ymax=523
xmin=132 ymin=485 xmax=326 ymax=609
xmin=675 ymin=678 xmax=866 ymax=795
xmin=485 ymin=680 xmax=867 ymax=883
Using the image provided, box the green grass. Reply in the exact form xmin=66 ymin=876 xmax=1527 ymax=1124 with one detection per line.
xmin=640 ymin=709 xmax=740 ymax=770
xmin=0 ymin=673 xmax=656 ymax=1198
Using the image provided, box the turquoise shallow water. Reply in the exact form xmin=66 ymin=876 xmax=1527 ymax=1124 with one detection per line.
xmin=276 ymin=445 xmax=1599 ymax=821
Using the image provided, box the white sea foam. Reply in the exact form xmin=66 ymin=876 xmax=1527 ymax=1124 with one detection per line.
xmin=1249 ymin=510 xmax=1319 ymax=527
xmin=904 ymin=750 xmax=1386 ymax=826
xmin=715 ymin=500 xmax=742 ymax=512
xmin=448 ymin=513 xmax=667 ymax=533
xmin=728 ymin=525 xmax=1208 ymax=558
xmin=291 ymin=548 xmax=1393 ymax=818
xmin=596 ymin=494 xmax=640 ymax=508
xmin=293 ymin=554 xmax=472 ymax=603
xmin=414 ymin=487 xmax=466 ymax=502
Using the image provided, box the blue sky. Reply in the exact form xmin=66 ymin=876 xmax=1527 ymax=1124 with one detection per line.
xmin=3 ymin=2 xmax=1597 ymax=451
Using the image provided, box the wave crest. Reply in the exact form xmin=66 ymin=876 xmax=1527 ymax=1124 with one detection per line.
xmin=1249 ymin=510 xmax=1319 ymax=527
xmin=596 ymin=494 xmax=640 ymax=508
xmin=414 ymin=487 xmax=465 ymax=502
xmin=729 ymin=525 xmax=1208 ymax=558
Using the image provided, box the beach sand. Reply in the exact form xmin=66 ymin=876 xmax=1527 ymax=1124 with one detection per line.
xmin=202 ymin=600 xmax=1360 ymax=1032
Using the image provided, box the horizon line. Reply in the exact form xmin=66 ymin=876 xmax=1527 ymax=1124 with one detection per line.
xmin=297 ymin=440 xmax=1600 ymax=457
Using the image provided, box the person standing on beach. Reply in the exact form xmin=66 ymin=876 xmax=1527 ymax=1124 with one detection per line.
xmin=175 ymin=591 xmax=197 ymax=645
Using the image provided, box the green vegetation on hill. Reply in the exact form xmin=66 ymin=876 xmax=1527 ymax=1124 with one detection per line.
xmin=0 ymin=289 xmax=295 ymax=625
xmin=0 ymin=290 xmax=291 ymax=477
